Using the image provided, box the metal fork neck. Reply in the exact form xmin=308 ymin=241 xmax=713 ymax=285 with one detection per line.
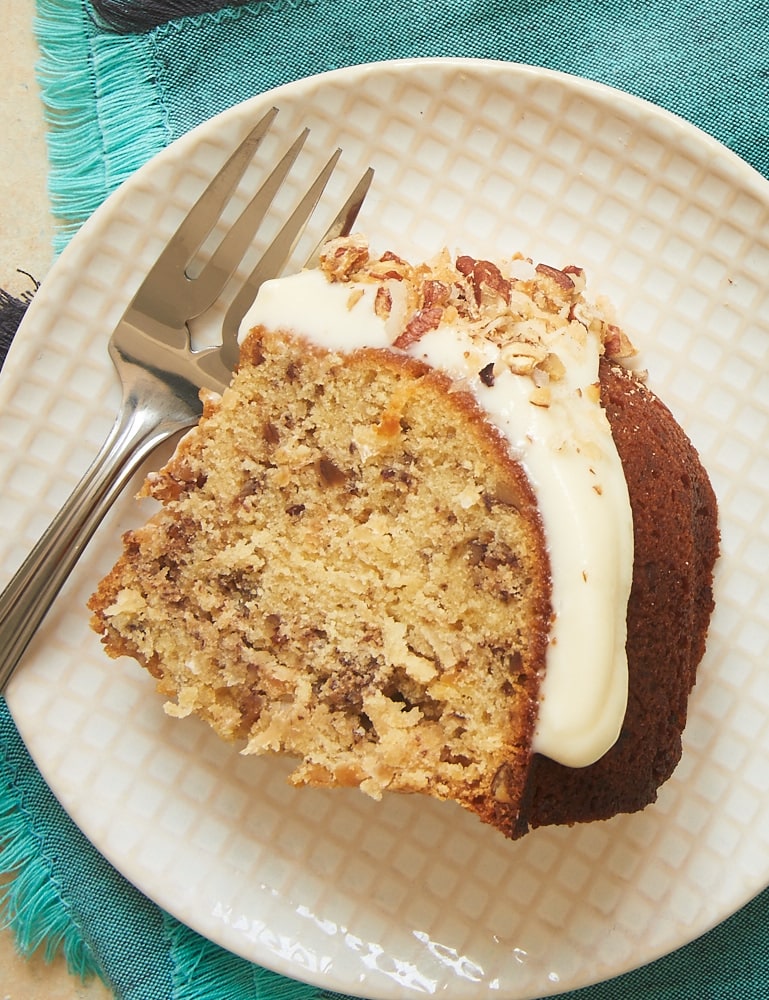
xmin=0 ymin=376 xmax=200 ymax=692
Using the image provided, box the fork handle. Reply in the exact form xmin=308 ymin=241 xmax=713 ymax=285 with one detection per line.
xmin=0 ymin=378 xmax=199 ymax=693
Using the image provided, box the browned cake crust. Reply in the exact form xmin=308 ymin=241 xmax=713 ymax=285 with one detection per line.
xmin=518 ymin=360 xmax=719 ymax=833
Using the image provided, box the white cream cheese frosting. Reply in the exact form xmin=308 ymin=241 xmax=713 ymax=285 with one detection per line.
xmin=239 ymin=238 xmax=635 ymax=768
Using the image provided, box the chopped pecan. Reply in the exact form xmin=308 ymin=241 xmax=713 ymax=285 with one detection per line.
xmin=263 ymin=421 xmax=280 ymax=445
xmin=380 ymin=250 xmax=408 ymax=266
xmin=374 ymin=286 xmax=392 ymax=318
xmin=535 ymin=262 xmax=575 ymax=290
xmin=368 ymin=250 xmax=410 ymax=282
xmin=421 ymin=278 xmax=451 ymax=310
xmin=319 ymin=235 xmax=370 ymax=281
xmin=491 ymin=763 xmax=515 ymax=803
xmin=603 ymin=323 xmax=637 ymax=359
xmin=456 ymin=256 xmax=511 ymax=305
xmin=473 ymin=260 xmax=511 ymax=303
xmin=393 ymin=306 xmax=443 ymax=349
xmin=317 ymin=456 xmax=347 ymax=487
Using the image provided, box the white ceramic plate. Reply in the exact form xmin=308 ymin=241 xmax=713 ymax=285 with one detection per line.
xmin=2 ymin=59 xmax=769 ymax=1000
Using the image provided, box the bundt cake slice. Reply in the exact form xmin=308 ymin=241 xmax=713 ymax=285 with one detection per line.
xmin=89 ymin=237 xmax=718 ymax=840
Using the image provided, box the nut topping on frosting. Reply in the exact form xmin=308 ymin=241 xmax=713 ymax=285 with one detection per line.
xmin=318 ymin=236 xmax=637 ymax=399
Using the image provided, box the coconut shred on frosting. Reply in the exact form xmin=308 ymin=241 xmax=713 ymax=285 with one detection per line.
xmin=238 ymin=235 xmax=636 ymax=769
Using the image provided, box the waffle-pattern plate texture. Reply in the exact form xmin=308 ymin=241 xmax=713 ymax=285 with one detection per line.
xmin=2 ymin=59 xmax=769 ymax=1000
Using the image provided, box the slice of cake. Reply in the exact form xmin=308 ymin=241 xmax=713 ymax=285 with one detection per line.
xmin=88 ymin=237 xmax=718 ymax=839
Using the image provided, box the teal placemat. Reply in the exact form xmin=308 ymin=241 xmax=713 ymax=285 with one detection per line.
xmin=1 ymin=1 xmax=768 ymax=997
xmin=38 ymin=0 xmax=769 ymax=253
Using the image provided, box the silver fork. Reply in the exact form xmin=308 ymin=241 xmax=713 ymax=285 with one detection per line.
xmin=0 ymin=107 xmax=373 ymax=690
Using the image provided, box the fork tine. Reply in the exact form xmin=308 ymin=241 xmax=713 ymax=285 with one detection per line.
xmin=194 ymin=160 xmax=374 ymax=390
xmin=149 ymin=107 xmax=279 ymax=285
xmin=303 ymin=166 xmax=375 ymax=269
xmin=184 ymin=128 xmax=311 ymax=317
xmin=217 ymin=148 xmax=344 ymax=360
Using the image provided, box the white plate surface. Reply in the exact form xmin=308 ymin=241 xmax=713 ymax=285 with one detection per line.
xmin=2 ymin=59 xmax=769 ymax=999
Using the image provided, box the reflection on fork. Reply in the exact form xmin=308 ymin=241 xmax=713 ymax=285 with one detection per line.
xmin=0 ymin=107 xmax=374 ymax=690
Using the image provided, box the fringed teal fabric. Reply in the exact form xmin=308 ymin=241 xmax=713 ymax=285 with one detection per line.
xmin=0 ymin=808 xmax=94 ymax=976
xmin=35 ymin=0 xmax=169 ymax=253
xmin=0 ymin=698 xmax=186 ymax=998
xmin=0 ymin=701 xmax=102 ymax=981
xmin=166 ymin=914 xmax=258 ymax=1000
xmin=165 ymin=912 xmax=321 ymax=1000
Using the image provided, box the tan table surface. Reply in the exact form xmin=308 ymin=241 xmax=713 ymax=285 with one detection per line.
xmin=1 ymin=2 xmax=112 ymax=997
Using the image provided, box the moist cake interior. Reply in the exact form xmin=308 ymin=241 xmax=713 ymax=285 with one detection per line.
xmin=90 ymin=329 xmax=551 ymax=830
